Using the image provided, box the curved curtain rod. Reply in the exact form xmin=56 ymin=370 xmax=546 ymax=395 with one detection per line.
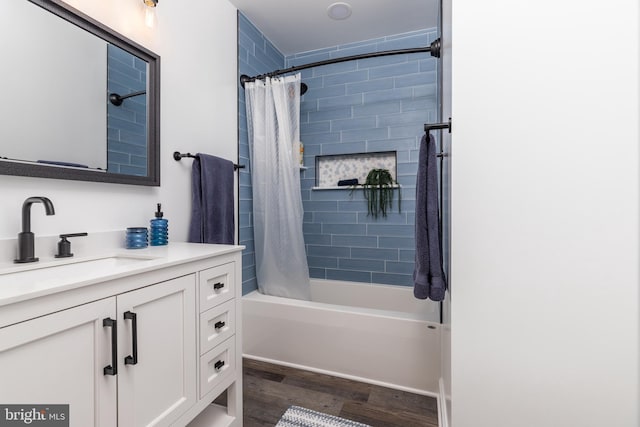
xmin=240 ymin=38 xmax=441 ymax=88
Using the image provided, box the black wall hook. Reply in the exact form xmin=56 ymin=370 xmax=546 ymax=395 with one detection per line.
xmin=109 ymin=90 xmax=147 ymax=106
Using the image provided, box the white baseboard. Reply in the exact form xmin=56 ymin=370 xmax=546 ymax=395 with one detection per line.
xmin=438 ymin=377 xmax=449 ymax=427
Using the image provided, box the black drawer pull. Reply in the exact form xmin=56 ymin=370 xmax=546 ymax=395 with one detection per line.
xmin=213 ymin=282 xmax=224 ymax=290
xmin=103 ymin=318 xmax=117 ymax=376
xmin=214 ymin=321 xmax=226 ymax=330
xmin=124 ymin=311 xmax=138 ymax=365
xmin=214 ymin=360 xmax=225 ymax=371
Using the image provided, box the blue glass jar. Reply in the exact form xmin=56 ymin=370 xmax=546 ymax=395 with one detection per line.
xmin=125 ymin=227 xmax=148 ymax=249
xmin=150 ymin=203 xmax=168 ymax=246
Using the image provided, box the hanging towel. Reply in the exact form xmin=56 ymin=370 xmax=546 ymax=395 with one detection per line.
xmin=188 ymin=153 xmax=235 ymax=244
xmin=413 ymin=134 xmax=447 ymax=301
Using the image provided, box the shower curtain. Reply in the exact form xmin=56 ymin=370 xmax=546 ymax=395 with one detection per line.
xmin=244 ymin=74 xmax=311 ymax=300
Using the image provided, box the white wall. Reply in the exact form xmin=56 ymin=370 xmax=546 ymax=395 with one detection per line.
xmin=0 ymin=0 xmax=238 ymax=243
xmin=451 ymin=1 xmax=639 ymax=426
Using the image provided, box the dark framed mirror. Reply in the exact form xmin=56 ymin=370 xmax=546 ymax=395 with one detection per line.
xmin=0 ymin=0 xmax=160 ymax=186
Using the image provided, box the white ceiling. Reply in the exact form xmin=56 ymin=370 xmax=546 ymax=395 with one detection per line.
xmin=227 ymin=0 xmax=439 ymax=56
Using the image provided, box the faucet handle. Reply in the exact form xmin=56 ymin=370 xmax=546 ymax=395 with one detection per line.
xmin=55 ymin=233 xmax=88 ymax=258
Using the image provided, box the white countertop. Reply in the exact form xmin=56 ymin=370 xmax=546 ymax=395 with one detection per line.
xmin=0 ymin=242 xmax=243 ymax=308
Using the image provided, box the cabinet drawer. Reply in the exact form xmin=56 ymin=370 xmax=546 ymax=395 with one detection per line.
xmin=199 ymin=336 xmax=235 ymax=399
xmin=199 ymin=300 xmax=236 ymax=356
xmin=199 ymin=262 xmax=235 ymax=312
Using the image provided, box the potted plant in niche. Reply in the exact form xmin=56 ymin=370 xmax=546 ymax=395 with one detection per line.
xmin=356 ymin=168 xmax=401 ymax=219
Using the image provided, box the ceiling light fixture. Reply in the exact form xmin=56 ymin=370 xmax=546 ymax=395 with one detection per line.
xmin=327 ymin=2 xmax=352 ymax=20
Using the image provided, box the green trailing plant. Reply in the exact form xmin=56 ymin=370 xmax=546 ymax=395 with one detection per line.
xmin=356 ymin=168 xmax=401 ymax=219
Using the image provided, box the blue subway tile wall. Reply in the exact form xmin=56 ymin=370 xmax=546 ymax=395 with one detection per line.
xmin=107 ymin=45 xmax=147 ymax=176
xmin=237 ymin=24 xmax=445 ymax=290
xmin=238 ymin=13 xmax=285 ymax=295
xmin=289 ymin=29 xmax=439 ymax=287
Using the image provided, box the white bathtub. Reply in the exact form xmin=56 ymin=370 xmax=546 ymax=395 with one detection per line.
xmin=242 ymin=279 xmax=441 ymax=395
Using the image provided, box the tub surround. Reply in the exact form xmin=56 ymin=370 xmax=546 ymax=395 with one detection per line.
xmin=238 ymin=19 xmax=443 ymax=291
xmin=294 ymin=29 xmax=439 ymax=288
xmin=0 ymin=238 xmax=244 ymax=427
xmin=238 ymin=12 xmax=286 ymax=295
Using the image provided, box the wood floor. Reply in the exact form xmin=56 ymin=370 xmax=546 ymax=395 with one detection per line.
xmin=218 ymin=358 xmax=439 ymax=427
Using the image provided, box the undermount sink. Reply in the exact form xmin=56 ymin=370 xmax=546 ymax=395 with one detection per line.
xmin=0 ymin=254 xmax=160 ymax=282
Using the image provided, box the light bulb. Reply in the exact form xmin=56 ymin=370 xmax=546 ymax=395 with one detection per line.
xmin=142 ymin=0 xmax=157 ymax=28
xmin=145 ymin=6 xmax=155 ymax=28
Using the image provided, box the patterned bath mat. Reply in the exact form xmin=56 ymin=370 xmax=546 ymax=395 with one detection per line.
xmin=275 ymin=406 xmax=371 ymax=427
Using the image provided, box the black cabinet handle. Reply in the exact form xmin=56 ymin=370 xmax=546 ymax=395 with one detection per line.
xmin=213 ymin=282 xmax=224 ymax=290
xmin=124 ymin=311 xmax=138 ymax=365
xmin=103 ymin=317 xmax=117 ymax=376
xmin=214 ymin=360 xmax=225 ymax=371
xmin=214 ymin=321 xmax=226 ymax=330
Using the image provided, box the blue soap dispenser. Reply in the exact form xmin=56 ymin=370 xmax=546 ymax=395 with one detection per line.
xmin=150 ymin=203 xmax=168 ymax=246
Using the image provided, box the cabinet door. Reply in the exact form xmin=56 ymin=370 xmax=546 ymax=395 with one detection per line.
xmin=117 ymin=274 xmax=196 ymax=427
xmin=0 ymin=298 xmax=117 ymax=427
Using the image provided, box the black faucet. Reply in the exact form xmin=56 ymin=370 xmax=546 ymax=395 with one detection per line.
xmin=14 ymin=197 xmax=55 ymax=263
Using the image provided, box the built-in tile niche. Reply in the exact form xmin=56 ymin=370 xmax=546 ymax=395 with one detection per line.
xmin=314 ymin=151 xmax=397 ymax=189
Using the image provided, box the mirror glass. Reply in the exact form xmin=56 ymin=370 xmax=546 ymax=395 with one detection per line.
xmin=0 ymin=0 xmax=160 ymax=186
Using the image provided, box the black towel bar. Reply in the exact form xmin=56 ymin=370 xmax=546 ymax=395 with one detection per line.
xmin=173 ymin=151 xmax=245 ymax=170
xmin=424 ymin=118 xmax=452 ymax=159
xmin=424 ymin=118 xmax=452 ymax=134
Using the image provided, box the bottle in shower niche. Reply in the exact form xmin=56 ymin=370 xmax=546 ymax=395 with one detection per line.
xmin=150 ymin=203 xmax=168 ymax=246
xmin=299 ymin=141 xmax=304 ymax=167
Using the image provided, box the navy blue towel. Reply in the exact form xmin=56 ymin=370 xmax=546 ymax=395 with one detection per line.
xmin=188 ymin=153 xmax=234 ymax=244
xmin=413 ymin=134 xmax=447 ymax=301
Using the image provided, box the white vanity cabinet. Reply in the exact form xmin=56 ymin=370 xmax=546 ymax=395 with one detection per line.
xmin=117 ymin=275 xmax=197 ymax=427
xmin=0 ymin=244 xmax=243 ymax=427
xmin=0 ymin=298 xmax=118 ymax=427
